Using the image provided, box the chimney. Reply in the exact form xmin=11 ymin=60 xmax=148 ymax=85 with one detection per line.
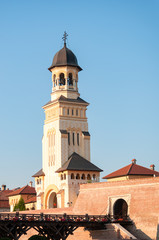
xmin=150 ymin=164 xmax=155 ymax=171
xmin=29 ymin=181 xmax=33 ymax=187
xmin=2 ymin=185 xmax=6 ymax=191
xmin=131 ymin=159 xmax=137 ymax=164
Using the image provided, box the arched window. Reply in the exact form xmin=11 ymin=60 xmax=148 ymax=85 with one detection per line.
xmin=68 ymin=73 xmax=73 ymax=85
xmin=71 ymin=173 xmax=74 ymax=179
xmin=93 ymin=174 xmax=96 ymax=180
xmin=81 ymin=174 xmax=85 ymax=180
xmin=53 ymin=74 xmax=56 ymax=87
xmin=77 ymin=133 xmax=79 ymax=146
xmin=68 ymin=132 xmax=70 ymax=145
xmin=64 ymin=174 xmax=66 ymax=180
xmin=48 ymin=130 xmax=56 ymax=167
xmin=39 ymin=179 xmax=42 ymax=184
xmin=76 ymin=173 xmax=80 ymax=179
xmin=73 ymin=132 xmax=75 ymax=145
xmin=59 ymin=73 xmax=65 ymax=86
xmin=37 ymin=179 xmax=39 ymax=185
xmin=87 ymin=174 xmax=91 ymax=180
xmin=61 ymin=174 xmax=63 ymax=180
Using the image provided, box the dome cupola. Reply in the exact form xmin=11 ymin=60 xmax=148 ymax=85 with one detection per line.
xmin=48 ymin=33 xmax=82 ymax=71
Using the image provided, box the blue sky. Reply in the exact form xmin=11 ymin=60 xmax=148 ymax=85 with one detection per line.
xmin=0 ymin=0 xmax=159 ymax=189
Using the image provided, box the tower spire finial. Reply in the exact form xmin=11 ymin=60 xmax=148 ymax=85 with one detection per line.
xmin=62 ymin=31 xmax=68 ymax=46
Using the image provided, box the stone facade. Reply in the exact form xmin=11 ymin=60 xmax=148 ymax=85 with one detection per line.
xmin=34 ymin=42 xmax=101 ymax=211
xmin=73 ymin=177 xmax=159 ymax=240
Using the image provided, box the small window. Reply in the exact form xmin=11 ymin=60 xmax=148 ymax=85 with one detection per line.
xmin=71 ymin=173 xmax=74 ymax=179
xmin=59 ymin=73 xmax=65 ymax=86
xmin=68 ymin=132 xmax=70 ymax=145
xmin=61 ymin=174 xmax=63 ymax=180
xmin=76 ymin=173 xmax=80 ymax=179
xmin=64 ymin=174 xmax=66 ymax=180
xmin=93 ymin=174 xmax=96 ymax=180
xmin=87 ymin=174 xmax=91 ymax=180
xmin=72 ymin=109 xmax=74 ymax=116
xmin=53 ymin=74 xmax=56 ymax=87
xmin=68 ymin=73 xmax=73 ymax=85
xmin=77 ymin=133 xmax=79 ymax=146
xmin=81 ymin=174 xmax=85 ymax=180
xmin=73 ymin=133 xmax=75 ymax=145
xmin=76 ymin=109 xmax=78 ymax=116
xmin=67 ymin=109 xmax=69 ymax=115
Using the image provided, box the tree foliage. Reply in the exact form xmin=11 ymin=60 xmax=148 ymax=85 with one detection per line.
xmin=13 ymin=197 xmax=26 ymax=211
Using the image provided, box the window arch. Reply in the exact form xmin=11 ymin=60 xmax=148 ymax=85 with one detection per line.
xmin=93 ymin=174 xmax=96 ymax=180
xmin=72 ymin=132 xmax=75 ymax=145
xmin=71 ymin=173 xmax=74 ymax=179
xmin=87 ymin=174 xmax=91 ymax=180
xmin=59 ymin=73 xmax=65 ymax=86
xmin=68 ymin=73 xmax=73 ymax=85
xmin=53 ymin=74 xmax=56 ymax=87
xmin=77 ymin=133 xmax=79 ymax=146
xmin=48 ymin=130 xmax=56 ymax=167
xmin=76 ymin=173 xmax=80 ymax=179
xmin=68 ymin=132 xmax=70 ymax=145
xmin=81 ymin=174 xmax=85 ymax=180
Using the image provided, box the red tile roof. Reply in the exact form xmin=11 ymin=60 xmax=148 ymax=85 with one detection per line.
xmin=25 ymin=195 xmax=36 ymax=204
xmin=103 ymin=162 xmax=159 ymax=179
xmin=7 ymin=185 xmax=36 ymax=197
xmin=0 ymin=190 xmax=13 ymax=208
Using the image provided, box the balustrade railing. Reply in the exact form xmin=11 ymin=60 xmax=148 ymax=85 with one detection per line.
xmin=0 ymin=212 xmax=131 ymax=224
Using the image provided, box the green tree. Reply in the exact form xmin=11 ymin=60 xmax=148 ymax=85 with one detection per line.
xmin=18 ymin=197 xmax=26 ymax=211
xmin=13 ymin=203 xmax=18 ymax=211
xmin=13 ymin=197 xmax=26 ymax=211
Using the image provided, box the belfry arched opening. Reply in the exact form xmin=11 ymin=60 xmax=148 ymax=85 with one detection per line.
xmin=113 ymin=199 xmax=128 ymax=219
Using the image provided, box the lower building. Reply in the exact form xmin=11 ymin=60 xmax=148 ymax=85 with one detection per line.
xmin=8 ymin=183 xmax=36 ymax=211
xmin=0 ymin=185 xmax=13 ymax=212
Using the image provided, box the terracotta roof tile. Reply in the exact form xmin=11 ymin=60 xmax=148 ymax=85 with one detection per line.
xmin=103 ymin=162 xmax=159 ymax=179
xmin=7 ymin=185 xmax=36 ymax=197
xmin=25 ymin=196 xmax=36 ymax=204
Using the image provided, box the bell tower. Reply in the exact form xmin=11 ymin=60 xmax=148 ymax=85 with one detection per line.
xmin=33 ymin=33 xmax=102 ymax=210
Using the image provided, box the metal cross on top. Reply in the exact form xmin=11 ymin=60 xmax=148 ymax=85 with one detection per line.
xmin=62 ymin=31 xmax=68 ymax=44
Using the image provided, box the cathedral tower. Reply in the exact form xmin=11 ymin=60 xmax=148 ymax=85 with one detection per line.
xmin=33 ymin=33 xmax=102 ymax=210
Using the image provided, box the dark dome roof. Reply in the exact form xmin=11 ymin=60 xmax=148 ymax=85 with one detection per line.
xmin=48 ymin=43 xmax=82 ymax=71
